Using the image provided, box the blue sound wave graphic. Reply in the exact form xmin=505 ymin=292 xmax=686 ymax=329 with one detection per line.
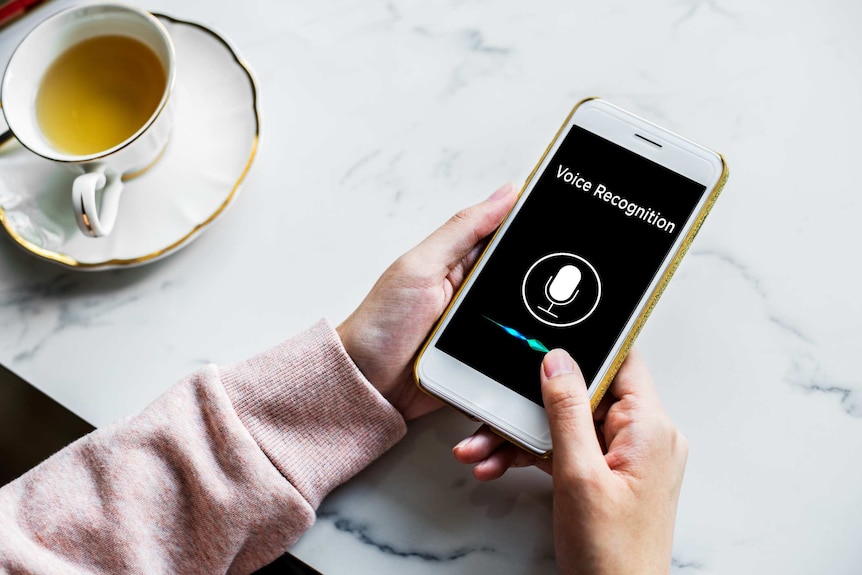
xmin=484 ymin=317 xmax=550 ymax=353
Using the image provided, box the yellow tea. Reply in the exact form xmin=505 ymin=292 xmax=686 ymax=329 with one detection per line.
xmin=35 ymin=35 xmax=166 ymax=156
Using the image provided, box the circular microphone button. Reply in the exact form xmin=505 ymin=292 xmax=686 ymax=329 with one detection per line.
xmin=522 ymin=252 xmax=601 ymax=327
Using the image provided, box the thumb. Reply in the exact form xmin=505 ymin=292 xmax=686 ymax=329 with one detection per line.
xmin=409 ymin=183 xmax=518 ymax=273
xmin=541 ymin=349 xmax=606 ymax=478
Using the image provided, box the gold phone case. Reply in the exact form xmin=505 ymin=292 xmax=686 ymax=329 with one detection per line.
xmin=414 ymin=97 xmax=730 ymax=457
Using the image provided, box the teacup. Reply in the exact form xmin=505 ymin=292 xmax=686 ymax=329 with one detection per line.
xmin=0 ymin=3 xmax=176 ymax=237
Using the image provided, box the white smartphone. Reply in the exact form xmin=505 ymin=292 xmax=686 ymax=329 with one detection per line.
xmin=414 ymin=98 xmax=728 ymax=456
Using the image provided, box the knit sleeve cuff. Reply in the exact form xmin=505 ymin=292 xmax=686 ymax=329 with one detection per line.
xmin=219 ymin=319 xmax=407 ymax=509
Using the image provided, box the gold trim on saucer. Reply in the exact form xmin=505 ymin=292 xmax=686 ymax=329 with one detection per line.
xmin=0 ymin=13 xmax=261 ymax=270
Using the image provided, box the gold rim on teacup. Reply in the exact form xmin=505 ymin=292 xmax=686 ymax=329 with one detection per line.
xmin=0 ymin=3 xmax=176 ymax=237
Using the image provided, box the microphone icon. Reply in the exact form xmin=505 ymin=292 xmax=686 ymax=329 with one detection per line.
xmin=522 ymin=252 xmax=601 ymax=328
xmin=538 ymin=264 xmax=581 ymax=318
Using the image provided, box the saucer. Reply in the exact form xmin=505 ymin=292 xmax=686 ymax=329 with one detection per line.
xmin=0 ymin=14 xmax=260 ymax=270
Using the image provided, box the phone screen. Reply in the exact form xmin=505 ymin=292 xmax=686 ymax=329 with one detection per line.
xmin=436 ymin=124 xmax=708 ymax=405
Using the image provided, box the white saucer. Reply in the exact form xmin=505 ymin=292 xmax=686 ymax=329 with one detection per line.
xmin=0 ymin=14 xmax=260 ymax=270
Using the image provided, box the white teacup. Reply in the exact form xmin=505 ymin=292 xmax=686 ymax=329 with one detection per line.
xmin=0 ymin=3 xmax=176 ymax=238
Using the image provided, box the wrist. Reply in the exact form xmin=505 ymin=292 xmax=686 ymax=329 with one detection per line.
xmin=336 ymin=318 xmax=388 ymax=400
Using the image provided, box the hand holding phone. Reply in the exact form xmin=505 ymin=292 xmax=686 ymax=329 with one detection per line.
xmin=336 ymin=183 xmax=519 ymax=421
xmin=455 ymin=347 xmax=689 ymax=574
xmin=415 ymin=98 xmax=728 ymax=455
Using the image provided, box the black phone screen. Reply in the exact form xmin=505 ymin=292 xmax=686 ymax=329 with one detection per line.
xmin=436 ymin=124 xmax=707 ymax=405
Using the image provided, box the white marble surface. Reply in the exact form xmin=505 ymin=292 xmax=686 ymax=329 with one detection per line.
xmin=1 ymin=0 xmax=861 ymax=573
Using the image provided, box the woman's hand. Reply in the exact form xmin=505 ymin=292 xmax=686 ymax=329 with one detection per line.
xmin=455 ymin=348 xmax=688 ymax=575
xmin=337 ymin=183 xmax=518 ymax=421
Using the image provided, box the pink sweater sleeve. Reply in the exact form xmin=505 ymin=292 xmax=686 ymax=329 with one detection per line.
xmin=0 ymin=320 xmax=407 ymax=574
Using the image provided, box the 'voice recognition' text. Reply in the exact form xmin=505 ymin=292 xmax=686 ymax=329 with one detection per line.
xmin=556 ymin=164 xmax=676 ymax=234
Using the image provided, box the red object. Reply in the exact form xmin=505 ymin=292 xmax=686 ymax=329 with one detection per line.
xmin=0 ymin=0 xmax=46 ymax=27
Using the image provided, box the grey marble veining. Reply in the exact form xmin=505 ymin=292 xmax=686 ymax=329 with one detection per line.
xmin=690 ymin=247 xmax=862 ymax=418
xmin=1 ymin=0 xmax=861 ymax=573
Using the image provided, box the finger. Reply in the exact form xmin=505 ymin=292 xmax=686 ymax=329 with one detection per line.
xmin=408 ymin=183 xmax=518 ymax=276
xmin=473 ymin=447 xmax=517 ymax=481
xmin=589 ymin=389 xmax=615 ymax=455
xmin=455 ymin=424 xmax=554 ymax=478
xmin=472 ymin=444 xmax=541 ymax=481
xmin=541 ymin=349 xmax=607 ymax=479
xmin=592 ymin=388 xmax=616 ymax=423
xmin=446 ymin=239 xmax=490 ymax=289
xmin=607 ymin=347 xmax=661 ymax=407
xmin=453 ymin=425 xmax=507 ymax=464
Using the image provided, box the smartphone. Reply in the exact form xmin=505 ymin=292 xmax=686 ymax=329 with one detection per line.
xmin=414 ymin=97 xmax=728 ymax=456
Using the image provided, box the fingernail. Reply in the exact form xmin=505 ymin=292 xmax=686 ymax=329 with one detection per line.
xmin=454 ymin=436 xmax=475 ymax=451
xmin=543 ymin=348 xmax=575 ymax=378
xmin=486 ymin=182 xmax=514 ymax=202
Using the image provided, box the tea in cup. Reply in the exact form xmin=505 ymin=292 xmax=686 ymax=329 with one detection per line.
xmin=1 ymin=3 xmax=176 ymax=237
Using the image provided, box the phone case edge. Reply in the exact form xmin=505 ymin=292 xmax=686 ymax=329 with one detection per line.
xmin=412 ymin=97 xmax=728 ymax=459
xmin=412 ymin=97 xmax=599 ymax=458
xmin=587 ymin=154 xmax=730 ymax=412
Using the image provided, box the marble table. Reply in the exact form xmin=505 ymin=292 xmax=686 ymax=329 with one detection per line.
xmin=1 ymin=1 xmax=861 ymax=573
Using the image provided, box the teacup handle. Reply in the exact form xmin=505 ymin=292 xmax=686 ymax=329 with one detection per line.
xmin=72 ymin=165 xmax=124 ymax=237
